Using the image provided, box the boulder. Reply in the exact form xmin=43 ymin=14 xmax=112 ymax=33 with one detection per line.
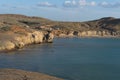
xmin=44 ymin=31 xmax=54 ymax=43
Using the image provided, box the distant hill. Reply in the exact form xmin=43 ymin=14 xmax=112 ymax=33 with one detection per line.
xmin=0 ymin=14 xmax=120 ymax=32
xmin=0 ymin=14 xmax=53 ymax=28
xmin=84 ymin=17 xmax=120 ymax=32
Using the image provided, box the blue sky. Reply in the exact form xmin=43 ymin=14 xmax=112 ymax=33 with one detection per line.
xmin=0 ymin=0 xmax=120 ymax=21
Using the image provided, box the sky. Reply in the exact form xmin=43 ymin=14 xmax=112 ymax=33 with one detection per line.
xmin=0 ymin=0 xmax=120 ymax=21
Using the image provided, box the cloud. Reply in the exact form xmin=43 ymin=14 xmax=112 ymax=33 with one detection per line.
xmin=79 ymin=0 xmax=87 ymax=6
xmin=37 ymin=2 xmax=57 ymax=8
xmin=0 ymin=4 xmax=29 ymax=10
xmin=63 ymin=0 xmax=97 ymax=8
xmin=63 ymin=0 xmax=78 ymax=7
xmin=12 ymin=6 xmax=29 ymax=10
xmin=35 ymin=0 xmax=120 ymax=9
xmin=63 ymin=0 xmax=120 ymax=8
xmin=99 ymin=2 xmax=120 ymax=8
xmin=89 ymin=1 xmax=96 ymax=6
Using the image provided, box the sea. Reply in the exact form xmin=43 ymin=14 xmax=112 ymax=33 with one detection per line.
xmin=0 ymin=38 xmax=120 ymax=80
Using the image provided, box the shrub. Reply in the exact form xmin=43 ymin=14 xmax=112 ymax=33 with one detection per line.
xmin=0 ymin=26 xmax=11 ymax=31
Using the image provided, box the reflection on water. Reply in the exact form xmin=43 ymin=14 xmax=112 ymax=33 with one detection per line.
xmin=0 ymin=38 xmax=120 ymax=80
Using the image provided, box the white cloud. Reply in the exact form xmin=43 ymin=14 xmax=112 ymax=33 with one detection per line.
xmin=90 ymin=1 xmax=96 ymax=6
xmin=37 ymin=2 xmax=57 ymax=8
xmin=0 ymin=4 xmax=29 ymax=10
xmin=79 ymin=0 xmax=87 ymax=6
xmin=36 ymin=1 xmax=120 ymax=9
xmin=63 ymin=0 xmax=120 ymax=8
xmin=78 ymin=0 xmax=96 ymax=6
xmin=64 ymin=0 xmax=78 ymax=7
xmin=63 ymin=0 xmax=97 ymax=8
xmin=65 ymin=0 xmax=71 ymax=4
xmin=99 ymin=2 xmax=120 ymax=8
xmin=100 ymin=1 xmax=109 ymax=6
xmin=72 ymin=0 xmax=77 ymax=5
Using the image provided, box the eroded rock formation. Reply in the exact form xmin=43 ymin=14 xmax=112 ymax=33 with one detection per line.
xmin=43 ymin=31 xmax=54 ymax=43
xmin=53 ymin=30 xmax=120 ymax=37
xmin=0 ymin=26 xmax=54 ymax=51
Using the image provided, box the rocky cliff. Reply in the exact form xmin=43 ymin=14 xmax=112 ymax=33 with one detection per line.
xmin=0 ymin=26 xmax=54 ymax=51
xmin=52 ymin=30 xmax=120 ymax=37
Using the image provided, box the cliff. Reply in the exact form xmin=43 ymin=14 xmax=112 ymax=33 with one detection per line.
xmin=0 ymin=69 xmax=63 ymax=80
xmin=0 ymin=26 xmax=54 ymax=51
xmin=51 ymin=17 xmax=120 ymax=37
xmin=52 ymin=30 xmax=120 ymax=37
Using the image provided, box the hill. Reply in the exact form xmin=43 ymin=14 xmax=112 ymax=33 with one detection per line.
xmin=0 ymin=14 xmax=120 ymax=31
xmin=0 ymin=14 xmax=120 ymax=37
xmin=85 ymin=17 xmax=120 ymax=32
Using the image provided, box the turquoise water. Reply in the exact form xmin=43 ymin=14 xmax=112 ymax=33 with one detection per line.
xmin=0 ymin=38 xmax=120 ymax=80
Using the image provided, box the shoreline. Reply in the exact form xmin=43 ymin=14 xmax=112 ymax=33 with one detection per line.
xmin=1 ymin=34 xmax=119 ymax=52
xmin=0 ymin=27 xmax=54 ymax=52
xmin=0 ymin=68 xmax=64 ymax=80
xmin=55 ymin=35 xmax=120 ymax=38
xmin=0 ymin=14 xmax=120 ymax=52
xmin=53 ymin=30 xmax=120 ymax=38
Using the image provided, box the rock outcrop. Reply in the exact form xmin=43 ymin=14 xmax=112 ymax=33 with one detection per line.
xmin=77 ymin=30 xmax=120 ymax=37
xmin=0 ymin=26 xmax=54 ymax=51
xmin=0 ymin=69 xmax=63 ymax=80
xmin=43 ymin=31 xmax=54 ymax=43
xmin=53 ymin=30 xmax=120 ymax=37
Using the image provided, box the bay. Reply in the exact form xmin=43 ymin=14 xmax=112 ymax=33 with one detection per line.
xmin=0 ymin=38 xmax=120 ymax=80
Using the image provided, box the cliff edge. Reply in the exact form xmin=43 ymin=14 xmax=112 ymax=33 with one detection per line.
xmin=0 ymin=26 xmax=54 ymax=51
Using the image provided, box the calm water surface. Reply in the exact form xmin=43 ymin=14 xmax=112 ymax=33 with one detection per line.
xmin=0 ymin=38 xmax=120 ymax=80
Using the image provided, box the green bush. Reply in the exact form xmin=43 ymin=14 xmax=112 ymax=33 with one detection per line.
xmin=0 ymin=26 xmax=11 ymax=31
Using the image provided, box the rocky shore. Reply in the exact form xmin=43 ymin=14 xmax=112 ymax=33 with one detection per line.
xmin=0 ymin=26 xmax=54 ymax=52
xmin=53 ymin=30 xmax=120 ymax=38
xmin=0 ymin=69 xmax=63 ymax=80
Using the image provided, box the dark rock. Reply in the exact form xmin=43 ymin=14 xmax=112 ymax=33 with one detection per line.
xmin=43 ymin=31 xmax=54 ymax=43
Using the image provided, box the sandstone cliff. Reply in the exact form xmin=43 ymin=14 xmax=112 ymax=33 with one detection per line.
xmin=0 ymin=26 xmax=54 ymax=51
xmin=52 ymin=30 xmax=120 ymax=37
